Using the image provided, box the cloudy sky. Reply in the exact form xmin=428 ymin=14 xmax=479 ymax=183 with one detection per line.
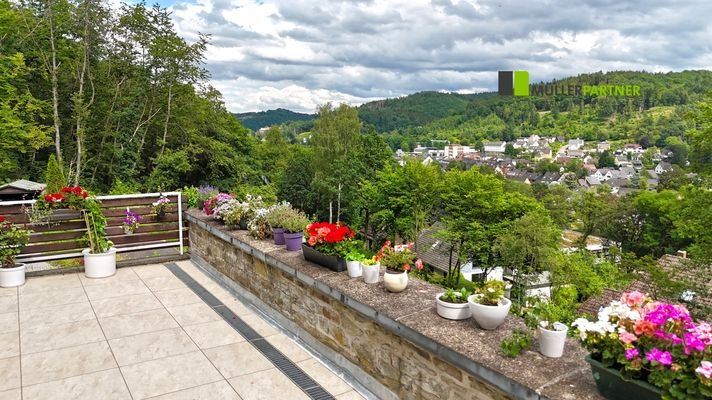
xmin=163 ymin=0 xmax=712 ymax=113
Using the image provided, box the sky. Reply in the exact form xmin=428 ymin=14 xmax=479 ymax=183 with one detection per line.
xmin=162 ymin=0 xmax=712 ymax=113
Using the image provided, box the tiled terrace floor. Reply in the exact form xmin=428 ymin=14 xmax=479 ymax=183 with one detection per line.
xmin=0 ymin=261 xmax=365 ymax=400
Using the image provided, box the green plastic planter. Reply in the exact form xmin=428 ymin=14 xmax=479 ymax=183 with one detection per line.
xmin=585 ymin=355 xmax=662 ymax=400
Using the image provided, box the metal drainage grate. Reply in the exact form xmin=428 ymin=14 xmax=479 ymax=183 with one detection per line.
xmin=165 ymin=263 xmax=336 ymax=400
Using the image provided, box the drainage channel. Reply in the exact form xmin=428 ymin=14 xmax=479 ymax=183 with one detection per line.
xmin=165 ymin=262 xmax=336 ymax=400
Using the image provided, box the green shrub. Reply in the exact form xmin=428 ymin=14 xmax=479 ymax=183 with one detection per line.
xmin=501 ymin=329 xmax=531 ymax=358
xmin=44 ymin=154 xmax=66 ymax=194
xmin=182 ymin=186 xmax=199 ymax=208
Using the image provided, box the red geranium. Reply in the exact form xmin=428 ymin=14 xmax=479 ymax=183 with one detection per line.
xmin=38 ymin=186 xmax=89 ymax=210
xmin=306 ymin=222 xmax=354 ymax=255
xmin=44 ymin=193 xmax=65 ymax=203
xmin=0 ymin=216 xmax=4 ymax=223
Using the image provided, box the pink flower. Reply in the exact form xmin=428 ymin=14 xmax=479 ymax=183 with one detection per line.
xmin=645 ymin=348 xmax=672 ymax=366
xmin=696 ymin=361 xmax=712 ymax=379
xmin=621 ymin=291 xmax=646 ymax=308
xmin=625 ymin=348 xmax=639 ymax=360
xmin=683 ymin=332 xmax=706 ymax=354
xmin=415 ymin=259 xmax=423 ymax=270
xmin=619 ymin=331 xmax=637 ymax=345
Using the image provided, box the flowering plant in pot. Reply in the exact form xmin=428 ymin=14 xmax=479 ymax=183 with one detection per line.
xmin=437 ymin=287 xmax=473 ymax=320
xmin=303 ymin=222 xmax=354 ymax=272
xmin=152 ymin=194 xmax=170 ymax=217
xmin=265 ymin=201 xmax=293 ymax=245
xmin=203 ymin=192 xmax=233 ymax=218
xmin=467 ymin=280 xmax=511 ymax=330
xmin=221 ymin=200 xmax=250 ymax=229
xmin=122 ymin=208 xmax=140 ymax=234
xmin=361 ymin=256 xmax=380 ymax=284
xmin=247 ymin=206 xmax=272 ymax=240
xmin=572 ymin=291 xmax=712 ymax=400
xmin=377 ymin=241 xmax=423 ymax=293
xmin=82 ymin=195 xmax=116 ymax=279
xmin=280 ymin=210 xmax=310 ymax=251
xmin=0 ymin=216 xmax=31 ymax=287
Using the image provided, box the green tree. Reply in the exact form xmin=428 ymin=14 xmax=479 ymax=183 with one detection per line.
xmin=277 ymin=147 xmax=316 ymax=215
xmin=44 ymin=154 xmax=66 ymax=193
xmin=597 ymin=150 xmax=616 ymax=168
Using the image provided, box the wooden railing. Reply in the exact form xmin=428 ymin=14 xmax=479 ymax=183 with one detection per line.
xmin=0 ymin=192 xmax=187 ymax=263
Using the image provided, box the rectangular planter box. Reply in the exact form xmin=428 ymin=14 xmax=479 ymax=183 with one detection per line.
xmin=302 ymin=244 xmax=347 ymax=272
xmin=585 ymin=355 xmax=661 ymax=400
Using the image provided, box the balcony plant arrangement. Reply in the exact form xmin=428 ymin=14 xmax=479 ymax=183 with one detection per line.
xmin=29 ymin=185 xmax=90 ymax=224
xmin=0 ymin=216 xmax=31 ymax=287
xmin=122 ymin=208 xmax=140 ymax=234
xmin=265 ymin=201 xmax=293 ymax=245
xmin=303 ymin=222 xmax=353 ymax=272
xmin=281 ymin=210 xmax=310 ymax=251
xmin=436 ymin=287 xmax=473 ymax=320
xmin=572 ymin=291 xmax=712 ymax=400
xmin=203 ymin=192 xmax=233 ymax=219
xmin=524 ymin=299 xmax=569 ymax=358
xmin=152 ymin=193 xmax=170 ymax=218
xmin=221 ymin=199 xmax=250 ymax=230
xmin=467 ymin=280 xmax=511 ymax=330
xmin=378 ymin=241 xmax=423 ymax=293
xmin=82 ymin=195 xmax=116 ymax=278
xmin=361 ymin=256 xmax=380 ymax=284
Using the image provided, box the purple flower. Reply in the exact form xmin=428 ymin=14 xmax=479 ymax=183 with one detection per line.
xmin=645 ymin=348 xmax=672 ymax=366
xmin=683 ymin=332 xmax=706 ymax=354
xmin=625 ymin=348 xmax=640 ymax=360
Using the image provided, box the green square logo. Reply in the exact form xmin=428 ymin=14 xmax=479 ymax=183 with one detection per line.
xmin=514 ymin=71 xmax=529 ymax=96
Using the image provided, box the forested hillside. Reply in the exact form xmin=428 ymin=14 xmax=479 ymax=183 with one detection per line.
xmin=234 ymin=108 xmax=314 ymax=131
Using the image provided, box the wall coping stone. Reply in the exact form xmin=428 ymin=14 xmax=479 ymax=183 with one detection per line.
xmin=188 ymin=210 xmax=603 ymax=400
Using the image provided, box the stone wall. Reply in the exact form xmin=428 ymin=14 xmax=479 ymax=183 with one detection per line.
xmin=188 ymin=211 xmax=601 ymax=400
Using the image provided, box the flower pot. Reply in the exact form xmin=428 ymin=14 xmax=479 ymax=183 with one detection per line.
xmin=538 ymin=323 xmax=568 ymax=358
xmin=383 ymin=270 xmax=408 ymax=292
xmin=361 ymin=263 xmax=380 ymax=284
xmin=585 ymin=355 xmax=662 ymax=400
xmin=346 ymin=260 xmax=362 ymax=278
xmin=302 ymin=244 xmax=347 ymax=272
xmin=0 ymin=263 xmax=26 ymax=287
xmin=467 ymin=295 xmax=511 ymax=330
xmin=436 ymin=293 xmax=472 ymax=320
xmin=82 ymin=247 xmax=117 ymax=279
xmin=238 ymin=219 xmax=248 ymax=230
xmin=123 ymin=226 xmax=135 ymax=235
xmin=272 ymin=228 xmax=285 ymax=245
xmin=284 ymin=232 xmax=303 ymax=251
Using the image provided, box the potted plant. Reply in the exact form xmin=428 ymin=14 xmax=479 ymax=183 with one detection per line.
xmin=28 ymin=185 xmax=89 ymax=224
xmin=203 ymin=192 xmax=234 ymax=219
xmin=122 ymin=208 xmax=140 ymax=234
xmin=0 ymin=216 xmax=31 ymax=287
xmin=467 ymin=280 xmax=511 ymax=330
xmin=221 ymin=199 xmax=249 ymax=229
xmin=377 ymin=241 xmax=423 ymax=293
xmin=82 ymin=196 xmax=116 ymax=279
xmin=525 ymin=300 xmax=568 ymax=358
xmin=265 ymin=202 xmax=293 ymax=245
xmin=436 ymin=287 xmax=473 ymax=320
xmin=361 ymin=256 xmax=380 ymax=284
xmin=572 ymin=291 xmax=711 ymax=400
xmin=281 ymin=210 xmax=310 ymax=251
xmin=303 ymin=222 xmax=352 ymax=272
xmin=336 ymin=239 xmax=365 ymax=278
xmin=152 ymin=193 xmax=170 ymax=218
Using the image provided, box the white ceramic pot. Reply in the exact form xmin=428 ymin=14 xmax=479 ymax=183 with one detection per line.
xmin=436 ymin=293 xmax=472 ymax=320
xmin=383 ymin=270 xmax=408 ymax=293
xmin=346 ymin=260 xmax=362 ymax=278
xmin=538 ymin=322 xmax=568 ymax=358
xmin=83 ymin=247 xmax=117 ymax=278
xmin=467 ymin=295 xmax=512 ymax=330
xmin=361 ymin=263 xmax=380 ymax=284
xmin=0 ymin=263 xmax=26 ymax=287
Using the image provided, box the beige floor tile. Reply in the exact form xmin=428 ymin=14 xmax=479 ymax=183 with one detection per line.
xmin=149 ymin=381 xmax=240 ymax=400
xmin=166 ymin=302 xmax=221 ymax=326
xmin=21 ymin=341 xmax=116 ymax=386
xmin=79 ymin=267 xmax=139 ymax=286
xmin=298 ymin=358 xmax=352 ymax=396
xmin=240 ymin=314 xmax=279 ymax=337
xmin=213 ymin=297 xmax=254 ymax=318
xmin=131 ymin=264 xmax=174 ymax=279
xmin=19 ymin=273 xmax=81 ymax=293
xmin=0 ymin=331 xmax=18 ymax=359
xmin=0 ymin=312 xmax=18 ymax=332
xmin=19 ymin=301 xmax=95 ymax=330
xmin=91 ymin=293 xmax=163 ymax=318
xmin=153 ymin=287 xmax=203 ymax=307
xmin=120 ymin=351 xmax=223 ymax=399
xmin=109 ymin=328 xmax=197 ymax=366
xmin=21 ymin=319 xmax=104 ymax=354
xmin=19 ymin=286 xmax=87 ymax=310
xmin=0 ymin=388 xmax=20 ymax=400
xmin=335 ymin=391 xmax=366 ymax=400
xmin=204 ymin=342 xmax=273 ymax=378
xmin=99 ymin=308 xmax=179 ymax=340
xmin=0 ymin=287 xmax=16 ymax=298
xmin=0 ymin=294 xmax=17 ymax=313
xmin=182 ymin=320 xmax=246 ymax=349
xmin=265 ymin=334 xmax=312 ymax=362
xmin=83 ymin=279 xmax=151 ymax=301
xmin=0 ymin=357 xmax=20 ymax=392
xmin=142 ymin=275 xmax=186 ymax=292
xmin=228 ymin=368 xmax=309 ymax=400
xmin=22 ymin=368 xmax=131 ymax=400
